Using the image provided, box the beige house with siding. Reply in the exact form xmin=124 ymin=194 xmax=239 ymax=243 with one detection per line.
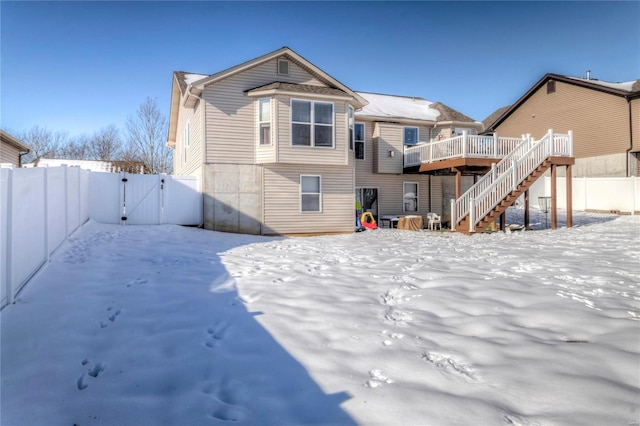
xmin=0 ymin=130 xmax=31 ymax=167
xmin=168 ymin=47 xmax=481 ymax=235
xmin=483 ymin=73 xmax=640 ymax=177
xmin=353 ymin=92 xmax=482 ymax=223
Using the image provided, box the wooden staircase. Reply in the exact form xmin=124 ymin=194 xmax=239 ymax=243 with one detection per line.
xmin=450 ymin=130 xmax=574 ymax=234
xmin=455 ymin=159 xmax=551 ymax=233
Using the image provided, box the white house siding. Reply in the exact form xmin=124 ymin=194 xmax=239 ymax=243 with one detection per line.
xmin=175 ymin=98 xmax=203 ymax=176
xmin=0 ymin=142 xmax=20 ymax=166
xmin=203 ymin=58 xmax=324 ymax=165
xmin=355 ymin=119 xmax=441 ymax=222
xmin=374 ymin=123 xmax=404 ymax=174
xmin=262 ymin=164 xmax=354 ymax=235
xmin=276 ymin=96 xmax=349 ymax=166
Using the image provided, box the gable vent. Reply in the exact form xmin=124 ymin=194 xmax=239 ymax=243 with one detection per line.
xmin=278 ymin=59 xmax=290 ymax=76
xmin=547 ymin=80 xmax=556 ymax=94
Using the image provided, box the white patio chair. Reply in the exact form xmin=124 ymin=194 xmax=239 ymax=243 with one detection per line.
xmin=426 ymin=212 xmax=442 ymax=231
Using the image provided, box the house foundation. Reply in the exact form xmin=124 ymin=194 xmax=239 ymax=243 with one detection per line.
xmin=203 ymin=163 xmax=263 ymax=235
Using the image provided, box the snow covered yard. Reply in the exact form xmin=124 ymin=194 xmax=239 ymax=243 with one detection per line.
xmin=1 ymin=211 xmax=639 ymax=426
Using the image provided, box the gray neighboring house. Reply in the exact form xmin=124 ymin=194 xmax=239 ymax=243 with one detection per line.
xmin=0 ymin=131 xmax=31 ymax=167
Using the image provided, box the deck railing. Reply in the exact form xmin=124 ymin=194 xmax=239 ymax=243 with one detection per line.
xmin=403 ymin=131 xmax=524 ymax=167
xmin=450 ymin=129 xmax=573 ymax=232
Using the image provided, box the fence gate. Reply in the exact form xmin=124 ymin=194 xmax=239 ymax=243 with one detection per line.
xmin=89 ymin=172 xmax=201 ymax=225
xmin=121 ymin=173 xmax=163 ymax=224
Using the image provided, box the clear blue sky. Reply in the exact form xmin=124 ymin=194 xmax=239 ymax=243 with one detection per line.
xmin=2 ymin=1 xmax=639 ymax=138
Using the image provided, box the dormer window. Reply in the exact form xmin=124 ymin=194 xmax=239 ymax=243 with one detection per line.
xmin=278 ymin=59 xmax=290 ymax=76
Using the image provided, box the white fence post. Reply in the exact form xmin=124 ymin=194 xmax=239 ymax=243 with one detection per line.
xmin=568 ymin=130 xmax=573 ymax=157
xmin=512 ymin=160 xmax=518 ymax=191
xmin=63 ymin=165 xmax=69 ymax=238
xmin=44 ymin=167 xmax=49 ymax=263
xmin=450 ymin=199 xmax=456 ymax=229
xmin=548 ymin=129 xmax=554 ymax=156
xmin=462 ymin=130 xmax=468 ymax=157
xmin=4 ymin=166 xmax=14 ymax=305
xmin=469 ymin=197 xmax=475 ymax=233
xmin=633 ymin=175 xmax=637 ymax=215
xmin=493 ymin=133 xmax=498 ymax=157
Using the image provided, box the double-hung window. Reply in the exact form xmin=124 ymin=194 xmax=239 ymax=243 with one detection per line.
xmin=403 ymin=182 xmax=418 ymax=212
xmin=301 ymin=175 xmax=321 ymax=212
xmin=291 ymin=100 xmax=334 ymax=148
xmin=258 ymin=98 xmax=271 ymax=145
xmin=404 ymin=127 xmax=418 ymax=146
xmin=355 ymin=123 xmax=365 ymax=160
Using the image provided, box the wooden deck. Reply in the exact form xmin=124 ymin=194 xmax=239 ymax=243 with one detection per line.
xmin=404 ymin=157 xmax=502 ymax=175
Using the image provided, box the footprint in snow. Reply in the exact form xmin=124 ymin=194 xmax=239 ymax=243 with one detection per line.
xmin=203 ymin=378 xmax=248 ymax=422
xmin=107 ymin=306 xmax=122 ymax=322
xmin=76 ymin=359 xmax=107 ymax=390
xmin=420 ymin=351 xmax=479 ymax=382
xmin=364 ymin=369 xmax=393 ymax=388
xmin=126 ymin=277 xmax=148 ymax=288
xmin=204 ymin=322 xmax=230 ymax=348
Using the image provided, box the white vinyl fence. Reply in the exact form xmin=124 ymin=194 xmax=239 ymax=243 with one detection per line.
xmin=1 ymin=165 xmax=201 ymax=309
xmin=529 ymin=176 xmax=640 ymax=214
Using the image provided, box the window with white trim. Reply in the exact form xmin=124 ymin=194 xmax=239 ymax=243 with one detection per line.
xmin=403 ymin=182 xmax=418 ymax=212
xmin=301 ymin=175 xmax=321 ymax=212
xmin=348 ymin=107 xmax=354 ymax=150
xmin=291 ymin=100 xmax=334 ymax=148
xmin=404 ymin=127 xmax=418 ymax=146
xmin=355 ymin=123 xmax=365 ymax=160
xmin=258 ymin=98 xmax=271 ymax=145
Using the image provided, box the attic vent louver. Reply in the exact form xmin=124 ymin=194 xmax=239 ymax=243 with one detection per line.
xmin=547 ymin=80 xmax=556 ymax=94
xmin=278 ymin=59 xmax=290 ymax=76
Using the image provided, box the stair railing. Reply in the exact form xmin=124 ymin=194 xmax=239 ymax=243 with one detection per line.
xmin=451 ymin=133 xmax=533 ymax=227
xmin=456 ymin=129 xmax=572 ymax=232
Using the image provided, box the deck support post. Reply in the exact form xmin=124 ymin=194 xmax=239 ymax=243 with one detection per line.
xmin=566 ymin=165 xmax=573 ymax=228
xmin=500 ymin=212 xmax=506 ymax=231
xmin=551 ymin=164 xmax=557 ymax=229
xmin=455 ymin=169 xmax=461 ymax=199
xmin=524 ymin=189 xmax=530 ymax=229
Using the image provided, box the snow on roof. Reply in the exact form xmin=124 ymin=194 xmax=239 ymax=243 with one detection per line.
xmin=355 ymin=92 xmax=441 ymax=122
xmin=183 ymin=73 xmax=208 ymax=86
xmin=566 ymin=77 xmax=638 ymax=92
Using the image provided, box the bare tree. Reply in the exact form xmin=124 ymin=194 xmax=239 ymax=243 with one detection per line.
xmin=18 ymin=126 xmax=67 ymax=163
xmin=87 ymin=125 xmax=121 ymax=161
xmin=125 ymin=97 xmax=172 ymax=174
xmin=59 ymin=135 xmax=90 ymax=160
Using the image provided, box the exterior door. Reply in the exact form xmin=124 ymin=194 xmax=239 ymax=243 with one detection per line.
xmin=356 ymin=188 xmax=378 ymax=221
